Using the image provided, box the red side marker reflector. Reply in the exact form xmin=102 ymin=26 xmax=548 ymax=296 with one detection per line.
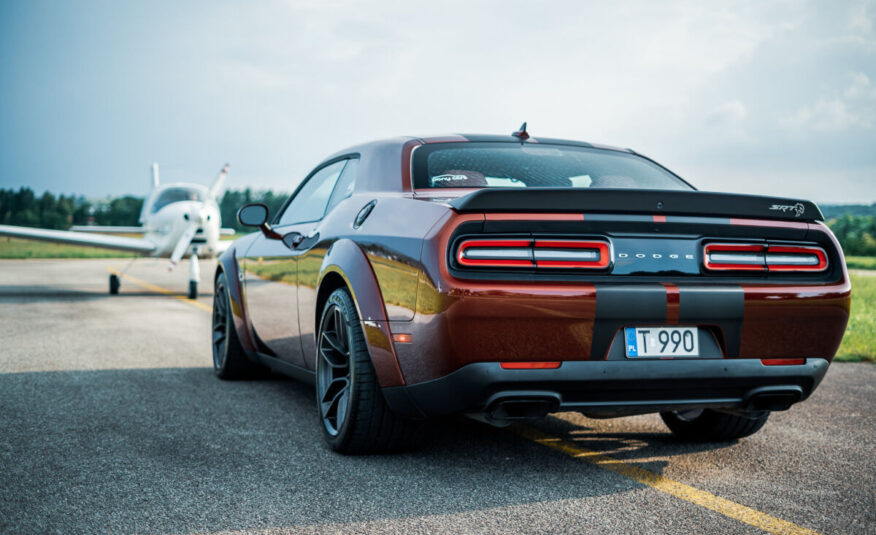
xmin=761 ymin=358 xmax=805 ymax=366
xmin=500 ymin=361 xmax=561 ymax=369
xmin=653 ymin=215 xmax=667 ymax=223
xmin=391 ymin=333 xmax=413 ymax=344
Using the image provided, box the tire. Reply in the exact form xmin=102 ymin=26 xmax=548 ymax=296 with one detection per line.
xmin=188 ymin=281 xmax=198 ymax=299
xmin=660 ymin=409 xmax=769 ymax=441
xmin=316 ymin=287 xmax=413 ymax=454
xmin=212 ymin=271 xmax=254 ymax=379
xmin=109 ymin=274 xmax=120 ymax=295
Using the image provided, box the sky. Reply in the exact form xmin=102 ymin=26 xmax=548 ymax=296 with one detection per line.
xmin=0 ymin=0 xmax=874 ymax=203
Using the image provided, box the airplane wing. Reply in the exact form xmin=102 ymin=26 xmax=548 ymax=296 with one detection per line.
xmin=0 ymin=225 xmax=156 ymax=254
xmin=69 ymin=226 xmax=144 ymax=234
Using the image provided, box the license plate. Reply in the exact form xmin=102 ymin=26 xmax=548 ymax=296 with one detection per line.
xmin=624 ymin=327 xmax=699 ymax=357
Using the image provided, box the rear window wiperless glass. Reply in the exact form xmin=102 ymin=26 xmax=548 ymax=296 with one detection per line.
xmin=412 ymin=142 xmax=692 ymax=191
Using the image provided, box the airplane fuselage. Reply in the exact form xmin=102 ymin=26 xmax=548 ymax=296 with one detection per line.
xmin=142 ymin=199 xmax=223 ymax=258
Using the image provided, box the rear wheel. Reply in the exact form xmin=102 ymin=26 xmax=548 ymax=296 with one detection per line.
xmin=212 ymin=271 xmax=253 ymax=379
xmin=661 ymin=409 xmax=769 ymax=441
xmin=316 ymin=287 xmax=413 ymax=454
xmin=109 ymin=274 xmax=120 ymax=295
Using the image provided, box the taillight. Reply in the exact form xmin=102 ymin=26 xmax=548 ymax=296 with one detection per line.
xmin=455 ymin=238 xmax=611 ymax=269
xmin=456 ymin=239 xmax=533 ymax=267
xmin=703 ymin=243 xmax=828 ymax=272
xmin=765 ymin=245 xmax=828 ymax=272
xmin=534 ymin=240 xmax=611 ymax=269
xmin=703 ymin=243 xmax=766 ymax=271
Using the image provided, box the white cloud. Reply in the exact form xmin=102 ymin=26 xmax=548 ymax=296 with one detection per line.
xmin=782 ymin=72 xmax=876 ymax=131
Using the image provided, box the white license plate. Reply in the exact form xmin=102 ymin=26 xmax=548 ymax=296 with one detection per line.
xmin=624 ymin=327 xmax=699 ymax=357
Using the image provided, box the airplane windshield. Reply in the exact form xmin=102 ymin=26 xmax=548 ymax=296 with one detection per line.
xmin=151 ymin=187 xmax=205 ymax=213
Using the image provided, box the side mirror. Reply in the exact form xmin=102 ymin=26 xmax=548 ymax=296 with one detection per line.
xmin=237 ymin=203 xmax=268 ymax=227
xmin=237 ymin=203 xmax=281 ymax=239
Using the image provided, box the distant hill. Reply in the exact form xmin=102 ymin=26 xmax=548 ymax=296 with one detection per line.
xmin=820 ymin=203 xmax=876 ymax=219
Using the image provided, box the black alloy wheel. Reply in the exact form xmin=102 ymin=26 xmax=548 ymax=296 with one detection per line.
xmin=315 ymin=288 xmax=414 ymax=453
xmin=211 ymin=271 xmax=253 ymax=379
xmin=317 ymin=303 xmax=353 ymax=436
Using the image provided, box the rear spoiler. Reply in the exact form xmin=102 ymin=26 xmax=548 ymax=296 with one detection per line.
xmin=447 ymin=188 xmax=824 ymax=222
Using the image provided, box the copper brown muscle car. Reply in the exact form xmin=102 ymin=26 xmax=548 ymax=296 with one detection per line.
xmin=211 ymin=129 xmax=851 ymax=453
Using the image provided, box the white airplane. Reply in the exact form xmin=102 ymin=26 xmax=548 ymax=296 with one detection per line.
xmin=0 ymin=163 xmax=234 ymax=299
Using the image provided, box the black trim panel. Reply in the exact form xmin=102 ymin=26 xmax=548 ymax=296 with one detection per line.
xmin=449 ymin=188 xmax=823 ymax=221
xmin=678 ymin=286 xmax=745 ymax=357
xmin=592 ymin=284 xmax=666 ymax=359
xmin=382 ymin=359 xmax=830 ymax=419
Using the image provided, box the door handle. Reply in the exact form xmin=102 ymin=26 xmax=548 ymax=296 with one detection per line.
xmin=282 ymin=232 xmax=305 ymax=249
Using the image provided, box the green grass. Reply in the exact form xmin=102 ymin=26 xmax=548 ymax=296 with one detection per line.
xmin=834 ymin=273 xmax=876 ymax=362
xmin=846 ymin=256 xmax=876 ymax=270
xmin=0 ymin=233 xmax=241 ymax=259
xmin=0 ymin=237 xmax=137 ymax=258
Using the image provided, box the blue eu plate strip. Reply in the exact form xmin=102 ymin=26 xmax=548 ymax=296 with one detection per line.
xmin=624 ymin=327 xmax=638 ymax=357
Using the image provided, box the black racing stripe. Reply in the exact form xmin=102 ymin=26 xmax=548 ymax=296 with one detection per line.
xmin=678 ymin=285 xmax=744 ymax=357
xmin=592 ymin=284 xmax=666 ymax=360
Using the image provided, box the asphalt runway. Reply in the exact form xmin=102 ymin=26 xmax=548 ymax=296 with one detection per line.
xmin=1 ymin=259 xmax=873 ymax=535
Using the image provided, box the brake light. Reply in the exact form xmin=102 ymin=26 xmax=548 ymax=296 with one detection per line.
xmin=456 ymin=239 xmax=533 ymax=267
xmin=534 ymin=239 xmax=611 ymax=268
xmin=703 ymin=243 xmax=766 ymax=271
xmin=703 ymin=243 xmax=828 ymax=273
xmin=456 ymin=238 xmax=611 ymax=270
xmin=500 ymin=361 xmax=562 ymax=369
xmin=765 ymin=245 xmax=828 ymax=272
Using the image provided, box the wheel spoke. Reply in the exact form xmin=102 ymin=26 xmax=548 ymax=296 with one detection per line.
xmin=334 ymin=307 xmax=346 ymax=348
xmin=317 ymin=303 xmax=354 ymax=436
xmin=321 ymin=378 xmax=349 ymax=419
xmin=320 ymin=331 xmax=348 ymax=366
xmin=213 ymin=328 xmax=225 ymax=345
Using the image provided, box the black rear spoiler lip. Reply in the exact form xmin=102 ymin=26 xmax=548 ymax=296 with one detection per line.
xmin=447 ymin=188 xmax=824 ymax=222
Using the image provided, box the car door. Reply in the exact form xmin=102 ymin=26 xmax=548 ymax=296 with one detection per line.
xmin=243 ymin=159 xmax=349 ymax=367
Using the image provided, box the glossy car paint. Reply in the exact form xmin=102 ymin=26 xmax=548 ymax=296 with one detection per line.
xmin=217 ymin=134 xmax=851 ymax=418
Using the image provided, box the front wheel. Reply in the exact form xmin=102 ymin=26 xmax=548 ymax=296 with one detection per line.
xmin=212 ymin=272 xmax=254 ymax=379
xmin=188 ymin=281 xmax=198 ymax=299
xmin=661 ymin=409 xmax=769 ymax=441
xmin=316 ymin=287 xmax=414 ymax=454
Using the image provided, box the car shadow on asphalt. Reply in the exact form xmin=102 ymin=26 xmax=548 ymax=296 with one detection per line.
xmin=0 ymin=365 xmax=730 ymax=534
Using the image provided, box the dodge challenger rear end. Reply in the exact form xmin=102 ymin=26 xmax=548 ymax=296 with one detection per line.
xmin=215 ymin=133 xmax=850 ymax=453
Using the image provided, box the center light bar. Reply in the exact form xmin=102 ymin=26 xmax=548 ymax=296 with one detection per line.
xmin=704 ymin=243 xmax=828 ymax=272
xmin=456 ymin=238 xmax=611 ymax=269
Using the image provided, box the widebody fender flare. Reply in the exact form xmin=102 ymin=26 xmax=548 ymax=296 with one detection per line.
xmin=318 ymin=238 xmax=406 ymax=387
xmin=216 ymin=244 xmax=259 ymax=356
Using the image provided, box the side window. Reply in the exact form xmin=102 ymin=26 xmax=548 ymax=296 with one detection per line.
xmin=276 ymin=160 xmax=347 ymax=226
xmin=326 ymin=158 xmax=359 ymax=214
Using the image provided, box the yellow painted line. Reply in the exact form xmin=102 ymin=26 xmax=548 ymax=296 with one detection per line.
xmin=107 ymin=267 xmax=212 ymax=313
xmin=512 ymin=424 xmax=820 ymax=535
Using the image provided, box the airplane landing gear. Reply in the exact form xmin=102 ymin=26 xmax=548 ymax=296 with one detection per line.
xmin=188 ymin=251 xmax=200 ymax=299
xmin=109 ymin=273 xmax=120 ymax=295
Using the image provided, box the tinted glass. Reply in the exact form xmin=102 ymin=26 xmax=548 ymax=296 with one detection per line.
xmin=326 ymin=158 xmax=359 ymax=214
xmin=151 ymin=187 xmax=205 ymax=213
xmin=413 ymin=143 xmax=691 ymax=191
xmin=277 ymin=160 xmax=346 ymax=226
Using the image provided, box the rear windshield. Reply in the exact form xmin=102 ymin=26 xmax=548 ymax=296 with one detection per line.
xmin=412 ymin=142 xmax=692 ymax=190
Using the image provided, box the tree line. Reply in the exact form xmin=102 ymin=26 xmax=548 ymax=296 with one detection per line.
xmin=1 ymin=187 xmax=875 ymax=255
xmin=0 ymin=187 xmax=288 ymax=233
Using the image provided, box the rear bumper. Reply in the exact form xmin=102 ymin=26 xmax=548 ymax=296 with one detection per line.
xmin=382 ymin=358 xmax=830 ymax=419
